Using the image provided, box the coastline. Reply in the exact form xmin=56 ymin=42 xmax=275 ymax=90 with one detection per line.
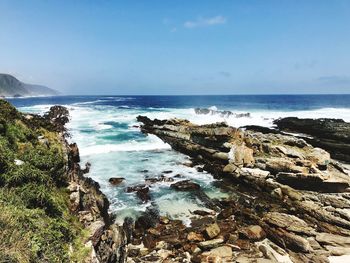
xmin=2 ymin=98 xmax=350 ymax=262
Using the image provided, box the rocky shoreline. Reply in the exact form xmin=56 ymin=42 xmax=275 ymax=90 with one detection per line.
xmin=4 ymin=100 xmax=350 ymax=262
xmin=51 ymin=107 xmax=128 ymax=262
xmin=129 ymin=115 xmax=350 ymax=262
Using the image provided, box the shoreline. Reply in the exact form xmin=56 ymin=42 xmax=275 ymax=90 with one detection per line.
xmin=2 ymin=99 xmax=350 ymax=262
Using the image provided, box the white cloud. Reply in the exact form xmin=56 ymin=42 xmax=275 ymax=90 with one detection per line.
xmin=184 ymin=15 xmax=227 ymax=29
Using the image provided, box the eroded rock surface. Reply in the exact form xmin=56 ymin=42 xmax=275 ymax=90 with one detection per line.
xmin=131 ymin=115 xmax=350 ymax=262
xmin=274 ymin=117 xmax=350 ymax=163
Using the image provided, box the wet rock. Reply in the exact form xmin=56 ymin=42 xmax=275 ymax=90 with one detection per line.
xmin=217 ymin=207 xmax=233 ymax=219
xmin=82 ymin=162 xmax=91 ymax=174
xmin=193 ymin=210 xmax=215 ymax=216
xmin=239 ymin=225 xmax=266 ymax=241
xmin=126 ymin=184 xmax=147 ymax=193
xmin=136 ymin=186 xmax=151 ymax=203
xmin=170 ymin=180 xmax=200 ymax=191
xmin=205 ymin=223 xmax=221 ymax=239
xmin=191 ymin=217 xmax=215 ymax=230
xmin=108 ymin=177 xmax=125 ymax=185
xmin=135 ymin=208 xmax=159 ymax=230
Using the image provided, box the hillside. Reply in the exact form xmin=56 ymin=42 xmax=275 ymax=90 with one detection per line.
xmin=0 ymin=73 xmax=59 ymax=97
xmin=0 ymin=100 xmax=125 ymax=263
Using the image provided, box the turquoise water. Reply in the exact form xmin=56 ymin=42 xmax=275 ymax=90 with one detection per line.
xmin=10 ymin=95 xmax=350 ymax=223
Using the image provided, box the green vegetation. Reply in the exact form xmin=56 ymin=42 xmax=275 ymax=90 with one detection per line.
xmin=0 ymin=100 xmax=87 ymax=263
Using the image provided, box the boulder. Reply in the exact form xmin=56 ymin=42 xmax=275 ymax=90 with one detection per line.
xmin=108 ymin=177 xmax=125 ymax=185
xmin=205 ymin=223 xmax=221 ymax=239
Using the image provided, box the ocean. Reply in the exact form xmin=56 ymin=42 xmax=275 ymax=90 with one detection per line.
xmin=8 ymin=94 xmax=350 ymax=223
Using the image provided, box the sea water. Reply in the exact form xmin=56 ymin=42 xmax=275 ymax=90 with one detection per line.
xmin=9 ymin=95 xmax=350 ymax=223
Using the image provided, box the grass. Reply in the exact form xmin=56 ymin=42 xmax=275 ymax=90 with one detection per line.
xmin=0 ymin=100 xmax=89 ymax=263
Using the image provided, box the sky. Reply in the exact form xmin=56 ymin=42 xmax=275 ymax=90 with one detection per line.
xmin=0 ymin=0 xmax=350 ymax=95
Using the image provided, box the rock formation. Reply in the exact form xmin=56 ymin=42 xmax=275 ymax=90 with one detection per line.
xmin=134 ymin=115 xmax=350 ymax=262
xmin=274 ymin=117 xmax=350 ymax=163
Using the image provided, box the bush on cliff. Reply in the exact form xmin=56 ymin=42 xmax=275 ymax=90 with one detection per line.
xmin=0 ymin=100 xmax=86 ymax=263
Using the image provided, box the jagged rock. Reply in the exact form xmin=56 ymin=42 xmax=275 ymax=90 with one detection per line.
xmin=135 ymin=207 xmax=159 ymax=230
xmin=83 ymin=162 xmax=91 ymax=174
xmin=239 ymin=225 xmax=266 ymax=241
xmin=274 ymin=117 xmax=350 ymax=162
xmin=87 ymin=220 xmax=105 ymax=246
xmin=198 ymin=237 xmax=225 ymax=249
xmin=187 ymin=232 xmax=205 ymax=242
xmin=143 ymin=234 xmax=156 ymax=249
xmin=170 ymin=180 xmax=200 ymax=191
xmin=263 ymin=212 xmax=315 ymax=235
xmin=136 ymin=186 xmax=150 ymax=203
xmin=229 ymin=144 xmax=255 ymax=166
xmin=205 ymin=223 xmax=221 ymax=239
xmin=217 ymin=207 xmax=233 ymax=219
xmin=69 ymin=143 xmax=80 ymax=163
xmin=137 ymin=116 xmax=350 ymax=260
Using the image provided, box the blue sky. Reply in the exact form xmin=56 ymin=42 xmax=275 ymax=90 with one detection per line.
xmin=0 ymin=0 xmax=349 ymax=95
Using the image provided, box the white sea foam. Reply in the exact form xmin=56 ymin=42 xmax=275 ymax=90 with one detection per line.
xmin=18 ymin=101 xmax=350 ymax=222
xmin=80 ymin=135 xmax=171 ymax=156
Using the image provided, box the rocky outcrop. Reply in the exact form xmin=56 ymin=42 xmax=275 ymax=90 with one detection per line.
xmin=44 ymin=106 xmax=127 ymax=263
xmin=136 ymin=115 xmax=350 ymax=262
xmin=274 ymin=117 xmax=350 ymax=163
xmin=66 ymin=143 xmax=127 ymax=263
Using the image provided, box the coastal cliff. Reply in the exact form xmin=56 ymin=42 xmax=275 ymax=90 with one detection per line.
xmin=0 ymin=100 xmax=125 ymax=263
xmin=135 ymin=115 xmax=350 ymax=262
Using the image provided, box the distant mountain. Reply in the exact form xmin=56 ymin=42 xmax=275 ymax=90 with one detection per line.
xmin=0 ymin=73 xmax=59 ymax=97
